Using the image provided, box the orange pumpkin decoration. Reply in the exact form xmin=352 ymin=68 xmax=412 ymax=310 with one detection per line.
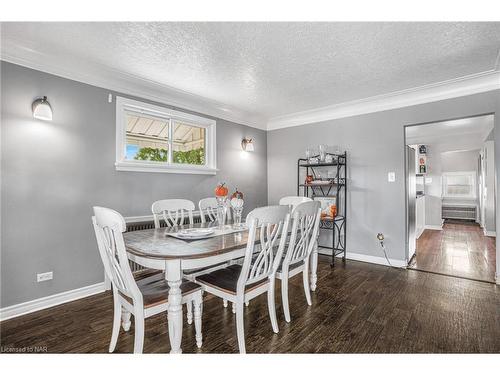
xmin=231 ymin=188 xmax=244 ymax=200
xmin=215 ymin=182 xmax=229 ymax=197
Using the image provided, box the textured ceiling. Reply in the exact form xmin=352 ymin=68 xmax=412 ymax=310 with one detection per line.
xmin=2 ymin=22 xmax=500 ymax=121
xmin=406 ymin=114 xmax=494 ymax=152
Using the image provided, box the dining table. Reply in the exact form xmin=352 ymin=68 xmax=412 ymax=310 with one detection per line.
xmin=123 ymin=222 xmax=319 ymax=354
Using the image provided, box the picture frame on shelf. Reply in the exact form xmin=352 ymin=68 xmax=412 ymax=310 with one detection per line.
xmin=313 ymin=196 xmax=336 ymax=216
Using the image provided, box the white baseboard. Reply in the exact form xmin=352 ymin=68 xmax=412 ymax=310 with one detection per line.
xmin=484 ymin=229 xmax=496 ymax=237
xmin=424 ymin=224 xmax=443 ymax=231
xmin=416 ymin=227 xmax=425 ymax=239
xmin=0 ymin=282 xmax=106 ymax=321
xmin=317 ymin=248 xmax=407 ymax=268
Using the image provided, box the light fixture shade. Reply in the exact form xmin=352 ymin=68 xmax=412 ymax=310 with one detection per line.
xmin=32 ymin=96 xmax=53 ymax=121
xmin=242 ymin=138 xmax=254 ymax=152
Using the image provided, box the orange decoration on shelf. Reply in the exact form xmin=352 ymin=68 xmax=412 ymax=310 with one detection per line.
xmin=215 ymin=182 xmax=229 ymax=197
xmin=330 ymin=204 xmax=337 ymax=218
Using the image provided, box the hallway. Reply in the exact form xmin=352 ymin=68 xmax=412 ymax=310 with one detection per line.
xmin=409 ymin=221 xmax=496 ymax=283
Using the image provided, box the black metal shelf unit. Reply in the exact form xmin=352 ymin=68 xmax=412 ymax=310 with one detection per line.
xmin=297 ymin=152 xmax=347 ymax=266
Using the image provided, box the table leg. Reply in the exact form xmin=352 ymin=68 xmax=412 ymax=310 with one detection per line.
xmin=310 ymin=240 xmax=318 ymax=291
xmin=166 ymin=259 xmax=183 ymax=354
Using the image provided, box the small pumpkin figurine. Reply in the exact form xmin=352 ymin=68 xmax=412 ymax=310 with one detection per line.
xmin=231 ymin=188 xmax=244 ymax=200
xmin=215 ymin=182 xmax=229 ymax=197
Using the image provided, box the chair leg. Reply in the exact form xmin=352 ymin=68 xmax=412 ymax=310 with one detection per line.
xmin=302 ymin=266 xmax=312 ymax=306
xmin=133 ymin=309 xmax=145 ymax=354
xmin=121 ymin=307 xmax=132 ymax=331
xmin=281 ymin=275 xmax=291 ymax=323
xmin=109 ymin=294 xmax=121 ymax=353
xmin=235 ymin=301 xmax=246 ymax=354
xmin=267 ymin=280 xmax=279 ymax=333
xmin=193 ymin=294 xmax=203 ymax=348
xmin=310 ymin=242 xmax=318 ymax=292
xmin=223 ymin=299 xmax=228 ymax=308
xmin=187 ymin=301 xmax=193 ymax=325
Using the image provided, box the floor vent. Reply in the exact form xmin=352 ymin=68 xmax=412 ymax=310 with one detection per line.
xmin=442 ymin=205 xmax=477 ymax=221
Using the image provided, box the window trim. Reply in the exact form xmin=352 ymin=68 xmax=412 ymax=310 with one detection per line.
xmin=442 ymin=171 xmax=477 ymax=199
xmin=115 ymin=96 xmax=217 ymax=174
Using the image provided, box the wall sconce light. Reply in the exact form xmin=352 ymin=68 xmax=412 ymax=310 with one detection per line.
xmin=241 ymin=138 xmax=254 ymax=152
xmin=32 ymin=96 xmax=53 ymax=121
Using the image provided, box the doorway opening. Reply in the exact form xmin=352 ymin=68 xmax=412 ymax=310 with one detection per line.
xmin=404 ymin=114 xmax=496 ymax=283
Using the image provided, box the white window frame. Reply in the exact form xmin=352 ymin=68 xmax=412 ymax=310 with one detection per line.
xmin=115 ymin=96 xmax=217 ymax=174
xmin=442 ymin=171 xmax=477 ymax=199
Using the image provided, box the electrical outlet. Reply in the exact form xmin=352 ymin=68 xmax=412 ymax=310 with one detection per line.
xmin=37 ymin=271 xmax=53 ymax=282
xmin=388 ymin=172 xmax=396 ymax=182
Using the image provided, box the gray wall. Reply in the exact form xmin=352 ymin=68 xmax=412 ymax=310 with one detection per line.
xmin=1 ymin=62 xmax=268 ymax=308
xmin=441 ymin=149 xmax=480 ymax=173
xmin=267 ymin=90 xmax=500 ymax=264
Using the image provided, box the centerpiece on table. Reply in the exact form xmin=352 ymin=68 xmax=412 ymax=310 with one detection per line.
xmin=214 ymin=182 xmax=229 ymax=227
xmin=230 ymin=189 xmax=244 ymax=228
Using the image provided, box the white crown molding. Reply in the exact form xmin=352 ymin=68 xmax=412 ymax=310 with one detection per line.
xmin=0 ymin=44 xmax=267 ymax=131
xmin=267 ymin=70 xmax=500 ymax=131
xmin=2 ymin=38 xmax=500 ymax=133
xmin=0 ymin=282 xmax=106 ymax=321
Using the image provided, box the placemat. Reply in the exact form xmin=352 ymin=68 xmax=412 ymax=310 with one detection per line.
xmin=166 ymin=224 xmax=247 ymax=241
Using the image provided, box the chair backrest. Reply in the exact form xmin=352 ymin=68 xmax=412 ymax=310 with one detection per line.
xmin=283 ymin=201 xmax=321 ymax=268
xmin=198 ymin=197 xmax=232 ymax=223
xmin=151 ymin=199 xmax=195 ymax=228
xmin=279 ymin=196 xmax=312 ymax=211
xmin=237 ymin=205 xmax=290 ymax=295
xmin=92 ymin=206 xmax=141 ymax=302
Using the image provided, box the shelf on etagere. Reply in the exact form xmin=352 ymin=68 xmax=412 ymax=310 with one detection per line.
xmin=320 ymin=215 xmax=345 ymax=222
xmin=299 ymin=181 xmax=345 ymax=188
xmin=298 ymin=161 xmax=345 ymax=167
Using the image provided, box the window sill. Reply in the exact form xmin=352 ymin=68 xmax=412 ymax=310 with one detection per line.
xmin=115 ymin=161 xmax=218 ymax=175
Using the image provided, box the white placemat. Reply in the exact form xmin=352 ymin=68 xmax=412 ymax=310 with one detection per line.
xmin=166 ymin=224 xmax=247 ymax=241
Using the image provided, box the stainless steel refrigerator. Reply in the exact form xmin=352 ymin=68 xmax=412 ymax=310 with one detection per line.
xmin=406 ymin=146 xmax=416 ymax=262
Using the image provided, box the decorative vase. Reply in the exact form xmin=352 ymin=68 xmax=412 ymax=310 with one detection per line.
xmin=318 ymin=144 xmax=327 ymax=162
xmin=230 ymin=198 xmax=244 ymax=228
xmin=215 ymin=196 xmax=227 ymax=227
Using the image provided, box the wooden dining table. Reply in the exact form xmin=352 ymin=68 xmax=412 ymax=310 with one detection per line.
xmin=123 ymin=222 xmax=319 ymax=353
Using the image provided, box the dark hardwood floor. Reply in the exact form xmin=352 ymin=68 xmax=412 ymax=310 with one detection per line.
xmin=1 ymin=257 xmax=499 ymax=353
xmin=409 ymin=221 xmax=496 ymax=283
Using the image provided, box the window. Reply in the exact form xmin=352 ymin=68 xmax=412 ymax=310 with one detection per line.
xmin=115 ymin=97 xmax=216 ymax=174
xmin=442 ymin=171 xmax=476 ymax=199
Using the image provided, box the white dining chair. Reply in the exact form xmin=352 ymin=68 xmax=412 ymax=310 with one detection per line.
xmin=195 ymin=205 xmax=290 ymax=353
xmin=92 ymin=206 xmax=203 ymax=353
xmin=152 ymin=199 xmax=195 ymax=228
xmin=279 ymin=196 xmax=312 ymax=211
xmin=276 ymin=201 xmax=321 ymax=323
xmin=198 ymin=197 xmax=232 ymax=224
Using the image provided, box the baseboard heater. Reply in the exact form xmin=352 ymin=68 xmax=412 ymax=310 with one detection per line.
xmin=441 ymin=204 xmax=477 ymax=220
